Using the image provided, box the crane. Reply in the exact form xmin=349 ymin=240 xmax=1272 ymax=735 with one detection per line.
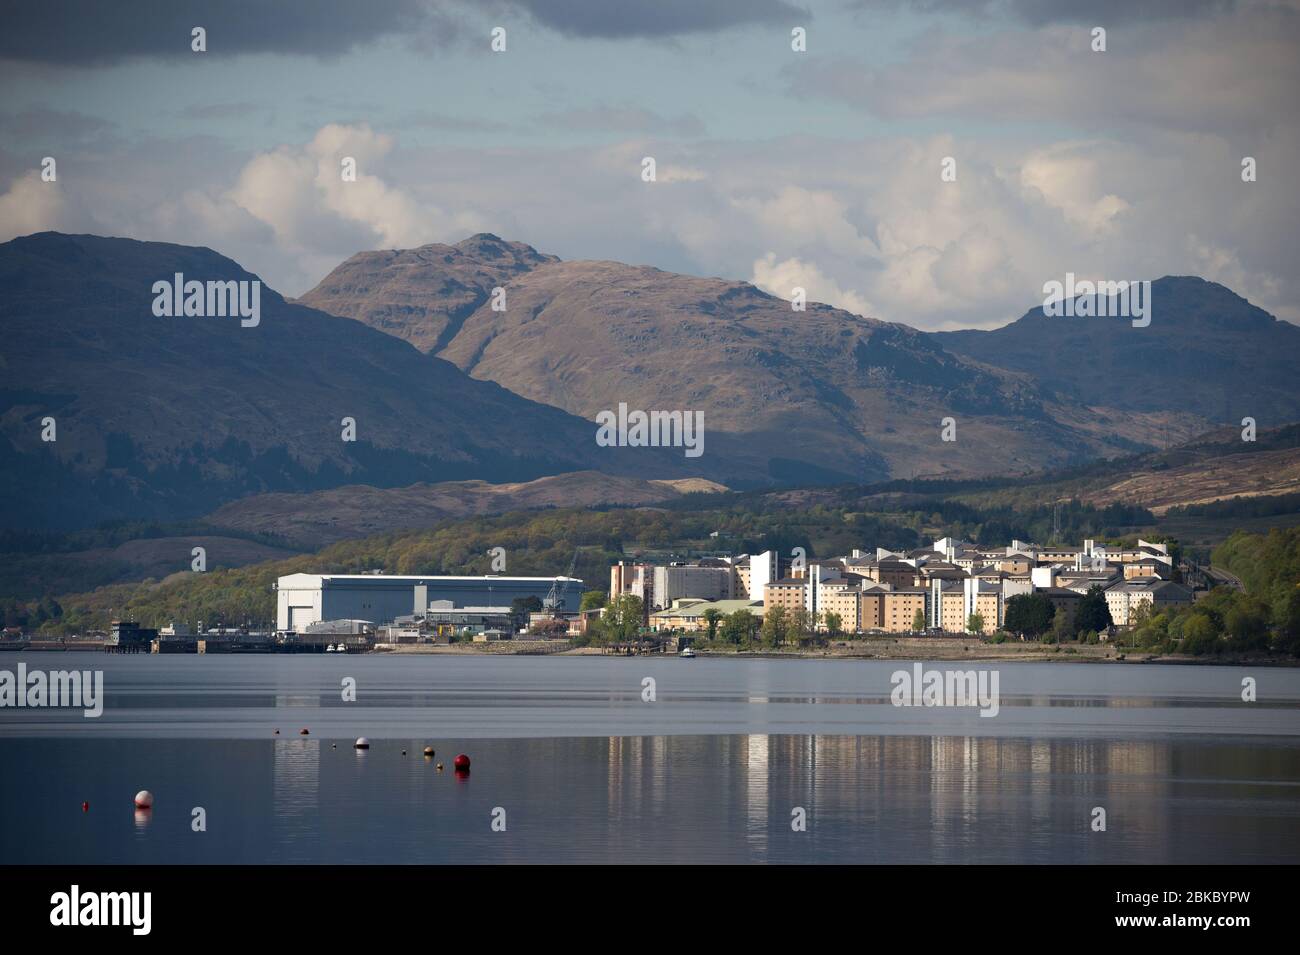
xmin=544 ymin=548 xmax=581 ymax=611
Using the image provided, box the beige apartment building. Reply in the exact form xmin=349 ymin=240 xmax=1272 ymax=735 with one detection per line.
xmin=764 ymin=578 xmax=807 ymax=612
xmin=1039 ymin=586 xmax=1083 ymax=628
xmin=1105 ymin=580 xmax=1194 ymax=626
xmin=1123 ymin=559 xmax=1168 ymax=580
xmin=971 ymin=587 xmax=1002 ymax=633
xmin=859 ymin=586 xmax=888 ymax=630
xmin=883 ymin=589 xmax=927 ymax=632
xmin=938 ymin=586 xmax=967 ymax=632
xmin=734 ymin=561 xmax=751 ymax=598
xmin=869 ymin=560 xmax=918 ymax=589
xmin=818 ymin=581 xmax=865 ymax=632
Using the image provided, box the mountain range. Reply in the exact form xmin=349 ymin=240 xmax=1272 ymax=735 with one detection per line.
xmin=0 ymin=233 xmax=692 ymax=529
xmin=933 ymin=276 xmax=1300 ymax=426
xmin=4 ymin=230 xmax=1298 ymax=531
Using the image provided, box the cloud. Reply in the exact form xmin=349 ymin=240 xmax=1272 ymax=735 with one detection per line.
xmin=0 ymin=0 xmax=447 ymax=65
xmin=0 ymin=0 xmax=811 ymax=65
xmin=847 ymin=0 xmax=1239 ymax=26
xmin=751 ymin=252 xmax=875 ymax=317
xmin=0 ymin=108 xmax=113 ymax=143
xmin=222 ymin=124 xmax=488 ymax=271
xmin=0 ymin=171 xmax=75 ymax=241
xmin=2 ymin=115 xmax=1296 ymax=335
xmin=504 ymin=0 xmax=809 ymax=38
xmin=1018 ymin=143 xmax=1130 ymax=235
xmin=790 ymin=11 xmax=1300 ymax=135
xmin=542 ymin=105 xmax=706 ymax=137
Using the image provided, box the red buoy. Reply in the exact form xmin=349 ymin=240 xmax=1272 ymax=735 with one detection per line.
xmin=134 ymin=790 xmax=154 ymax=809
xmin=453 ymin=754 xmax=470 ymax=771
xmin=81 ymin=802 xmax=89 ymax=812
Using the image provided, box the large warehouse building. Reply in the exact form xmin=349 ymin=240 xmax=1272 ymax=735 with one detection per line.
xmin=275 ymin=573 xmax=584 ymax=633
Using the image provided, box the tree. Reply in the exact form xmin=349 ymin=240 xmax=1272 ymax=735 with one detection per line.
xmin=1181 ymin=611 xmax=1220 ymax=655
xmin=596 ymin=593 xmax=644 ymax=644
xmin=1004 ymin=593 xmax=1055 ymax=639
xmin=1276 ymin=587 xmax=1300 ymax=655
xmin=788 ymin=607 xmax=813 ymax=643
xmin=966 ymin=612 xmax=985 ymax=635
xmin=760 ymin=605 xmax=788 ymax=648
xmin=823 ymin=611 xmax=843 ymax=637
xmin=1047 ymin=610 xmax=1072 ymax=645
xmin=1224 ymin=596 xmax=1270 ymax=652
xmin=912 ymin=608 xmax=926 ymax=632
xmin=701 ymin=607 xmax=723 ymax=643
xmin=719 ymin=609 xmax=758 ymax=646
xmin=1075 ymin=585 xmax=1112 ymax=635
xmin=579 ymin=590 xmax=607 ymax=612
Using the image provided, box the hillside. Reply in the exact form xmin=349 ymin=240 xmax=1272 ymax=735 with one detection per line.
xmin=205 ymin=470 xmax=729 ymax=550
xmin=306 ymin=239 xmax=1190 ymax=484
xmin=933 ymin=277 xmax=1300 ymax=425
xmin=295 ymin=233 xmax=557 ymax=353
xmin=0 ymin=233 xmax=696 ymax=529
xmin=949 ymin=425 xmax=1300 ymax=515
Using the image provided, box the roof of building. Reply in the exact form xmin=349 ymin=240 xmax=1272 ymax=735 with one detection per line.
xmin=1106 ymin=580 xmax=1193 ymax=598
xmin=921 ymin=568 xmax=969 ymax=580
xmin=280 ymin=573 xmax=580 ymax=585
xmin=650 ymin=599 xmax=765 ymax=619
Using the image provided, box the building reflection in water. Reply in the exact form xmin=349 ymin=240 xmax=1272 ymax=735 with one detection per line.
xmin=273 ymin=737 xmax=320 ymax=861
xmin=594 ymin=732 xmax=1199 ymax=863
xmin=745 ymin=734 xmax=769 ymax=860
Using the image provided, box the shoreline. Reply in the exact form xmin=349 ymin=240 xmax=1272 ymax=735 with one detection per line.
xmin=6 ymin=637 xmax=1292 ymax=666
xmin=379 ymin=637 xmax=1293 ymax=666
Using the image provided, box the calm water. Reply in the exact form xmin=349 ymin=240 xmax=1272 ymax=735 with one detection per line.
xmin=2 ymin=652 xmax=1298 ymax=863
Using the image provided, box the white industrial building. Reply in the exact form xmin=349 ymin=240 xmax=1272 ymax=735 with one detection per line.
xmin=651 ymin=564 xmax=733 ymax=610
xmin=275 ymin=572 xmax=584 ymax=633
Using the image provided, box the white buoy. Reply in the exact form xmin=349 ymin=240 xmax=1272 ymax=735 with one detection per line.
xmin=354 ymin=737 xmax=370 ymax=750
xmin=134 ymin=790 xmax=154 ymax=809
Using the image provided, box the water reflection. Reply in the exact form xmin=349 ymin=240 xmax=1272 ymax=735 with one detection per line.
xmin=3 ymin=731 xmax=1297 ymax=864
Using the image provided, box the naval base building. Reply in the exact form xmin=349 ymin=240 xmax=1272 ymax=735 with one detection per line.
xmin=275 ymin=572 xmax=584 ymax=633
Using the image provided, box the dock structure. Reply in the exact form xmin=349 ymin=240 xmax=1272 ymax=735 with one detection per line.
xmin=605 ymin=640 xmax=667 ymax=656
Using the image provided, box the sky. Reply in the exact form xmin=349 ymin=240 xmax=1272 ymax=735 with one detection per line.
xmin=1 ymin=0 xmax=1297 ymax=330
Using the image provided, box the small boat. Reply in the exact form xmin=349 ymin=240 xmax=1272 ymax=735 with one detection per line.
xmin=325 ymin=643 xmax=337 ymax=653
xmin=679 ymin=647 xmax=696 ymax=658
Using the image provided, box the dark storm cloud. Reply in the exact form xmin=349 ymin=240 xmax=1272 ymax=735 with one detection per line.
xmin=0 ymin=0 xmax=449 ymax=65
xmin=504 ymin=0 xmax=809 ymax=38
xmin=848 ymin=0 xmax=1236 ymax=25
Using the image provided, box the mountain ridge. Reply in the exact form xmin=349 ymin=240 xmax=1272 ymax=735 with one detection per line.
xmin=0 ymin=232 xmax=697 ymax=529
xmin=303 ymin=237 xmax=1228 ymax=483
